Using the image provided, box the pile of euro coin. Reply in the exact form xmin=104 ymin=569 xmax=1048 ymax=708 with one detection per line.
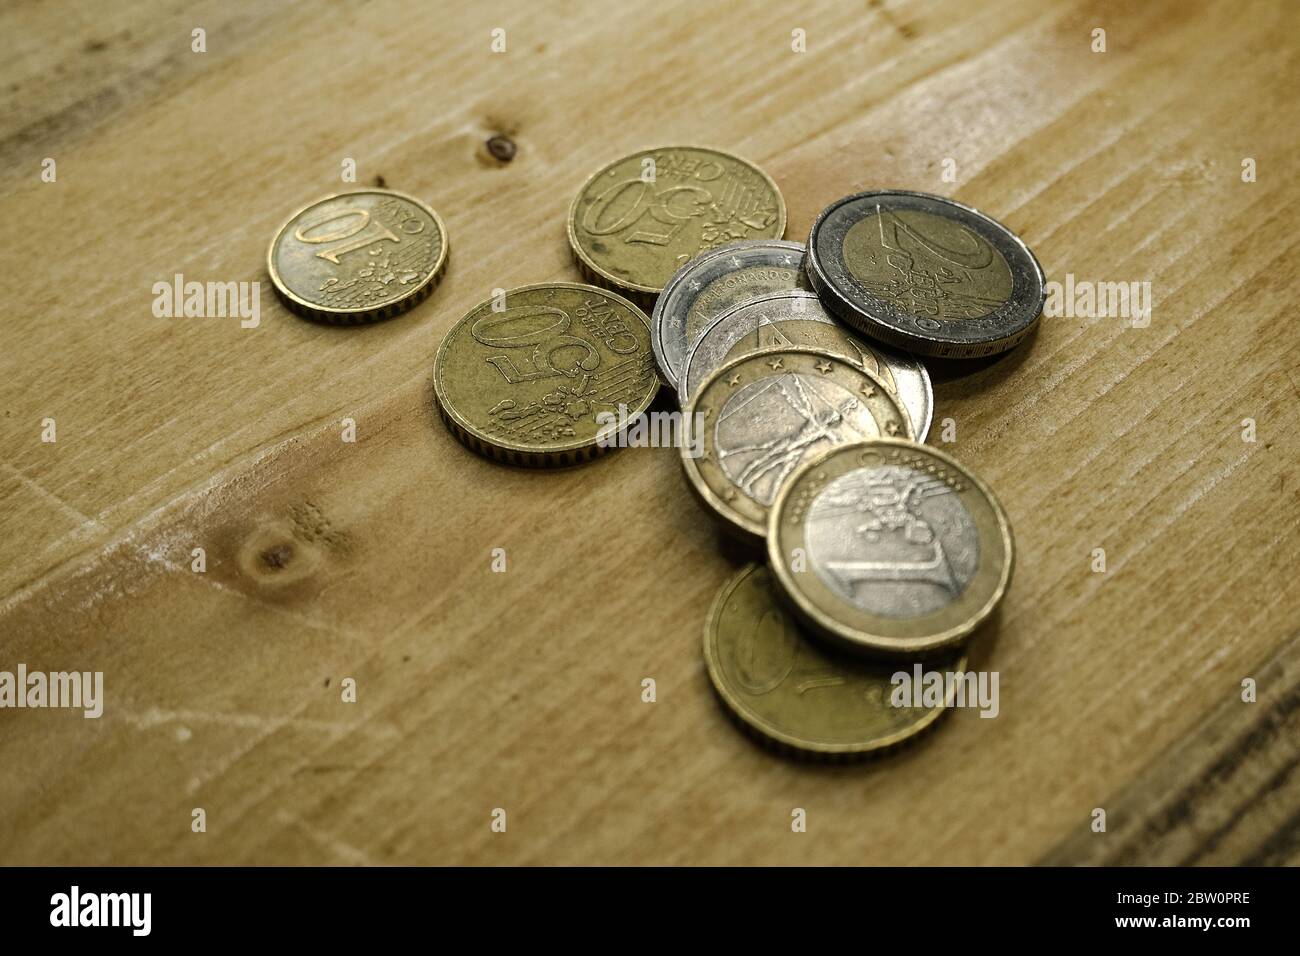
xmin=266 ymin=146 xmax=1044 ymax=759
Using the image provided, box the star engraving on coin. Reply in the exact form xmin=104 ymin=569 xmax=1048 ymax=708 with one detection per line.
xmin=681 ymin=348 xmax=912 ymax=545
xmin=650 ymin=239 xmax=806 ymax=389
xmin=678 ymin=290 xmax=933 ymax=440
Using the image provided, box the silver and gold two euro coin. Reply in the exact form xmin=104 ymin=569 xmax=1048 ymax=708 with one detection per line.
xmin=268 ymin=188 xmax=449 ymax=323
xmin=804 ymin=190 xmax=1044 ymax=358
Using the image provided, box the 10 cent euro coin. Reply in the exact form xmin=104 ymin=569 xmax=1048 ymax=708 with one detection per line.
xmin=768 ymin=439 xmax=1013 ymax=657
xmin=267 ymin=189 xmax=449 ymax=323
xmin=434 ymin=283 xmax=659 ymax=466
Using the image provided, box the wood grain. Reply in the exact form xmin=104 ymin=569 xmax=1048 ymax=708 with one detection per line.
xmin=0 ymin=0 xmax=1297 ymax=865
xmin=1044 ymin=630 xmax=1300 ymax=866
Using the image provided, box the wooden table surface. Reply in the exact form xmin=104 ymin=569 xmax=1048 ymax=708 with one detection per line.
xmin=2 ymin=0 xmax=1297 ymax=866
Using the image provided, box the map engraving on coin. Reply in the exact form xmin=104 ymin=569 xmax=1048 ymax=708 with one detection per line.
xmin=805 ymin=463 xmax=980 ymax=618
xmin=805 ymin=190 xmax=1044 ymax=358
xmin=434 ymin=283 xmax=658 ymax=466
xmin=569 ymin=147 xmax=786 ymax=302
xmin=268 ymin=189 xmax=448 ymax=323
xmin=769 ymin=439 xmax=1013 ymax=656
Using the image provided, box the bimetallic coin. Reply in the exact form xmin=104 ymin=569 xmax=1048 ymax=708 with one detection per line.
xmin=568 ymin=147 xmax=786 ymax=306
xmin=434 ymin=283 xmax=659 ymax=466
xmin=805 ymin=190 xmax=1044 ymax=358
xmin=768 ymin=439 xmax=1013 ymax=657
xmin=651 ymin=239 xmax=805 ymax=388
xmin=704 ymin=564 xmax=965 ymax=758
xmin=681 ymin=347 xmax=912 ymax=545
xmin=679 ymin=290 xmax=933 ymax=440
xmin=268 ymin=189 xmax=448 ymax=323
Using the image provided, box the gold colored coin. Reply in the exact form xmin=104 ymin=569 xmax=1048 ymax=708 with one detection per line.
xmin=841 ymin=209 xmax=1014 ymax=319
xmin=704 ymin=564 xmax=965 ymax=758
xmin=434 ymin=283 xmax=659 ymax=466
xmin=681 ymin=347 xmax=912 ymax=546
xmin=568 ymin=146 xmax=786 ymax=305
xmin=267 ymin=189 xmax=448 ymax=323
xmin=768 ymin=439 xmax=1014 ymax=657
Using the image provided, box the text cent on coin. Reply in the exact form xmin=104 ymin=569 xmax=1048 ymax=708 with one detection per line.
xmin=805 ymin=190 xmax=1044 ymax=358
xmin=704 ymin=564 xmax=965 ymax=758
xmin=681 ymin=347 xmax=911 ymax=545
xmin=268 ymin=189 xmax=449 ymax=324
xmin=768 ymin=439 xmax=1013 ymax=657
xmin=434 ymin=283 xmax=659 ymax=466
xmin=680 ymin=289 xmax=933 ymax=440
xmin=650 ymin=238 xmax=805 ymax=388
xmin=568 ymin=147 xmax=786 ymax=304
